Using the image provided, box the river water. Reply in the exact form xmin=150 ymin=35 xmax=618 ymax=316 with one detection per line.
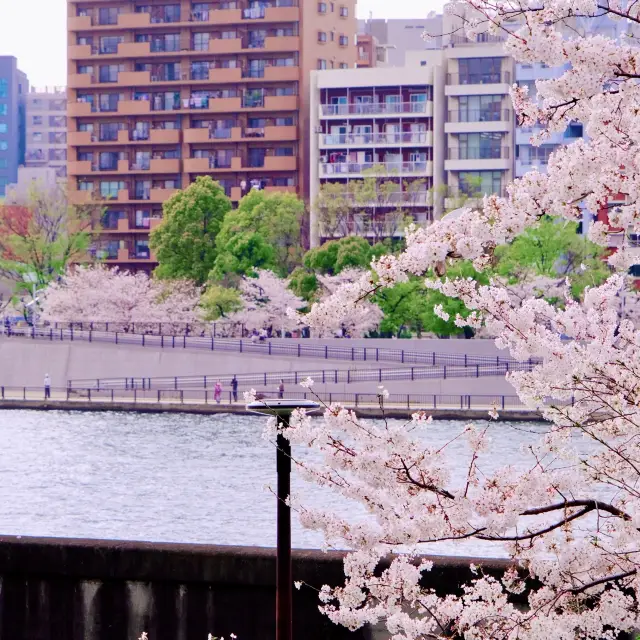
xmin=0 ymin=410 xmax=549 ymax=556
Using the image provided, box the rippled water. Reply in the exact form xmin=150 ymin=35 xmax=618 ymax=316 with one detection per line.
xmin=0 ymin=410 xmax=549 ymax=555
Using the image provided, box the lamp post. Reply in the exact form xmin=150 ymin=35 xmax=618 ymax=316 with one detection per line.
xmin=247 ymin=399 xmax=321 ymax=640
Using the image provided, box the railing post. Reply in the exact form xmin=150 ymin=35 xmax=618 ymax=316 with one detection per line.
xmin=111 ymin=389 xmax=114 ymax=402
xmin=433 ymin=395 xmax=436 ymax=409
xmin=432 ymin=352 xmax=435 ymax=366
xmin=89 ymin=329 xmax=92 ymax=343
xmin=364 ymin=348 xmax=367 ymax=361
xmin=172 ymin=336 xmax=175 ymax=348
xmin=1 ymin=386 xmax=3 ymax=400
xmin=379 ymin=369 xmax=382 ymax=383
xmin=115 ymin=332 xmax=118 ymax=344
xmin=411 ymin=367 xmax=414 ymax=380
xmin=174 ymin=376 xmax=178 ymax=390
xmin=269 ymin=342 xmax=272 ymax=355
xmin=355 ymin=393 xmax=358 ymax=407
xmin=142 ymin=334 xmax=145 ymax=346
xmin=351 ymin=347 xmax=355 ymax=361
xmin=401 ymin=350 xmax=404 ymax=364
xmin=297 ymin=344 xmax=301 ymax=357
xmin=407 ymin=395 xmax=410 ymax=410
xmin=134 ymin=389 xmax=137 ymax=403
xmin=464 ymin=354 xmax=467 ymax=366
xmin=88 ymin=389 xmax=91 ymax=402
xmin=157 ymin=389 xmax=161 ymax=403
xmin=31 ymin=326 xmax=34 ymax=339
xmin=443 ymin=366 xmax=447 ymax=379
xmin=325 ymin=345 xmax=328 ymax=359
xmin=181 ymin=390 xmax=184 ymax=403
xmin=502 ymin=395 xmax=505 ymax=410
xmin=70 ymin=326 xmax=74 ymax=341
xmin=347 ymin=370 xmax=350 ymax=383
xmin=240 ymin=340 xmax=243 ymax=353
xmin=376 ymin=348 xmax=379 ymax=361
xmin=211 ymin=337 xmax=214 ymax=350
xmin=476 ymin=364 xmax=479 ymax=377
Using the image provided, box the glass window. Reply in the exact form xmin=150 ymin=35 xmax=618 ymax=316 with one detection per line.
xmin=193 ymin=32 xmax=210 ymax=51
xmin=318 ymin=31 xmax=327 ymax=42
xmin=0 ymin=80 xmax=7 ymax=98
xmin=318 ymin=59 xmax=327 ymax=70
xmin=49 ymin=132 xmax=66 ymax=144
xmin=98 ymin=7 xmax=119 ymax=25
xmin=457 ymin=132 xmax=502 ymax=159
xmin=0 ymin=103 xmax=7 ymax=115
xmin=318 ymin=2 xmax=327 ymax=12
xmin=0 ymin=124 xmax=7 ymax=133
xmin=99 ymin=65 xmax=121 ymax=83
xmin=458 ymin=57 xmax=503 ymax=84
xmin=274 ymin=147 xmax=294 ymax=156
xmin=339 ymin=35 xmax=348 ymax=46
xmin=275 ymin=117 xmax=294 ymax=126
xmin=457 ymin=95 xmax=503 ymax=122
xmin=340 ymin=5 xmax=348 ymax=16
xmin=78 ymin=180 xmax=94 ymax=191
xmin=0 ymin=159 xmax=7 ymax=168
xmin=191 ymin=61 xmax=210 ymax=80
xmin=100 ymin=180 xmax=125 ymax=198
xmin=100 ymin=36 xmax=123 ymax=54
xmin=459 ymin=171 xmax=503 ymax=196
xmin=31 ymin=115 xmax=43 ymax=126
xmin=32 ymin=132 xmax=43 ymax=142
xmin=99 ymin=93 xmax=120 ymax=112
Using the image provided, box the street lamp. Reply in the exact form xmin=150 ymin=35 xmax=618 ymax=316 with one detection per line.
xmin=247 ymin=399 xmax=321 ymax=640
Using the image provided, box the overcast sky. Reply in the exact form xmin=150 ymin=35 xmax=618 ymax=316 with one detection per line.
xmin=0 ymin=0 xmax=443 ymax=88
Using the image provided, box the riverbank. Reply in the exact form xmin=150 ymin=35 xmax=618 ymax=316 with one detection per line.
xmin=0 ymin=398 xmax=545 ymax=421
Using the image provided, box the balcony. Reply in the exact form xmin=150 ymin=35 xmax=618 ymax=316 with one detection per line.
xmin=68 ymin=44 xmax=92 ymax=60
xmin=118 ymin=42 xmax=152 ymax=57
xmin=150 ymin=158 xmax=181 ymax=173
xmin=320 ymin=131 xmax=433 ymax=148
xmin=319 ymin=161 xmax=432 ymax=177
xmin=68 ymin=73 xmax=94 ymax=89
xmin=264 ymin=36 xmax=300 ymax=51
xmin=445 ymin=109 xmax=512 ymax=133
xmin=209 ymin=38 xmax=243 ymax=54
xmin=318 ymin=190 xmax=433 ymax=208
xmin=445 ymin=147 xmax=511 ymax=171
xmin=320 ymin=101 xmax=432 ymax=117
xmin=118 ymin=100 xmax=151 ymax=115
xmin=68 ymin=160 xmax=93 ymax=176
xmin=445 ymin=72 xmax=512 ymax=96
xmin=118 ymin=71 xmax=152 ymax=86
xmin=444 ymin=187 xmax=508 ymax=210
xmin=150 ymin=188 xmax=178 ymax=203
xmin=68 ymin=131 xmax=94 ymax=146
xmin=246 ymin=156 xmax=297 ymax=171
xmin=210 ymin=67 xmax=243 ymax=83
xmin=265 ymin=95 xmax=298 ymax=110
xmin=69 ymin=101 xmax=93 ymax=117
xmin=208 ymin=97 xmax=242 ymax=113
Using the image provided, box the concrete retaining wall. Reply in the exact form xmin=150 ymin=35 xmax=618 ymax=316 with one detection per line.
xmin=0 ymin=535 xmax=510 ymax=640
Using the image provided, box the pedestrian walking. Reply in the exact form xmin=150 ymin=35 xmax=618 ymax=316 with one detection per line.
xmin=278 ymin=379 xmax=285 ymax=399
xmin=231 ymin=376 xmax=238 ymax=403
xmin=44 ymin=373 xmax=51 ymax=400
xmin=214 ymin=380 xmax=223 ymax=404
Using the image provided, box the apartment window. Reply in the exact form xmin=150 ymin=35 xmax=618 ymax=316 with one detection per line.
xmin=99 ymin=64 xmax=121 ymax=83
xmin=99 ymin=152 xmax=119 ymax=171
xmin=565 ymin=122 xmax=583 ymax=138
xmin=318 ymin=60 xmax=328 ymax=70
xmin=318 ymin=31 xmax=327 ymax=43
xmin=340 ymin=5 xmax=348 ymax=16
xmin=32 ymin=132 xmax=43 ymax=142
xmin=221 ymin=30 xmax=237 ymax=39
xmin=0 ymin=124 xmax=7 ymax=134
xmin=78 ymin=123 xmax=94 ymax=132
xmin=191 ymin=61 xmax=210 ymax=80
xmin=49 ymin=132 xmax=66 ymax=144
xmin=99 ymin=93 xmax=120 ymax=112
xmin=339 ymin=63 xmax=348 ymax=69
xmin=0 ymin=142 xmax=7 ymax=151
xmin=100 ymin=36 xmax=123 ymax=54
xmin=78 ymin=152 xmax=93 ymax=161
xmin=49 ymin=149 xmax=67 ymax=162
xmin=275 ymin=117 xmax=294 ymax=126
xmin=150 ymin=33 xmax=180 ymax=52
xmin=318 ymin=2 xmax=327 ymax=12
xmin=457 ymin=132 xmax=502 ymax=159
xmin=78 ymin=65 xmax=94 ymax=75
xmin=0 ymin=80 xmax=7 ymax=98
xmin=0 ymin=159 xmax=7 ymax=169
xmin=459 ymin=171 xmax=503 ymax=196
xmin=274 ymin=87 xmax=294 ymax=96
xmin=519 ymin=144 xmax=556 ymax=165
xmin=78 ymin=180 xmax=94 ymax=191
xmin=330 ymin=2 xmax=335 ymax=10
xmin=457 ymin=95 xmax=502 ymax=122
xmin=193 ymin=32 xmax=210 ymax=51
xmin=100 ymin=181 xmax=125 ymax=198
xmin=274 ymin=147 xmax=294 ymax=156
xmin=98 ymin=7 xmax=119 ymax=25
xmin=0 ymin=103 xmax=6 ymax=115
xmin=49 ymin=116 xmax=67 ymax=128
xmin=458 ymin=57 xmax=503 ymax=84
xmin=339 ymin=35 xmax=348 ymax=46
xmin=31 ymin=116 xmax=43 ymax=126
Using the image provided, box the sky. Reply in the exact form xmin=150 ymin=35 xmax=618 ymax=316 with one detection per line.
xmin=0 ymin=0 xmax=441 ymax=89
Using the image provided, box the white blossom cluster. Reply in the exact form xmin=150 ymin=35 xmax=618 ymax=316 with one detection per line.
xmin=280 ymin=1 xmax=640 ymax=637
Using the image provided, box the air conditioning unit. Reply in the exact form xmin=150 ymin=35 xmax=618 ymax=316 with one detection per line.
xmin=314 ymin=126 xmax=322 ymax=133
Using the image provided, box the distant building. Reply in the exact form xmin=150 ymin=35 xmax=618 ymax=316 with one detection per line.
xmin=4 ymin=166 xmax=58 ymax=204
xmin=26 ymin=87 xmax=68 ymax=179
xmin=0 ymin=56 xmax=29 ymax=197
xmin=356 ymin=34 xmax=390 ymax=68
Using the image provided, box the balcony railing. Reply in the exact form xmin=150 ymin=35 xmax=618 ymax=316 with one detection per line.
xmin=447 ymin=109 xmax=511 ymax=123
xmin=134 ymin=188 xmax=151 ymax=201
xmin=445 ymin=187 xmax=508 ymax=199
xmin=242 ymin=95 xmax=265 ymax=108
xmin=446 ymin=72 xmax=511 ymax=86
xmin=320 ymin=191 xmax=432 ymax=207
xmin=447 ymin=147 xmax=510 ymax=160
xmin=320 ymin=161 xmax=430 ymax=176
xmin=243 ymin=7 xmax=266 ymax=19
xmin=321 ymin=101 xmax=429 ymax=116
xmin=321 ymin=132 xmax=431 ymax=145
xmin=449 ymin=33 xmax=507 ymax=45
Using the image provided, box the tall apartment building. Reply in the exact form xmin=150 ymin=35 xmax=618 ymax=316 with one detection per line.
xmin=67 ymin=0 xmax=357 ymax=269
xmin=0 ymin=57 xmax=29 ymax=197
xmin=26 ymin=87 xmax=68 ymax=179
xmin=310 ymin=67 xmax=438 ymax=246
xmin=311 ymin=18 xmax=516 ymax=245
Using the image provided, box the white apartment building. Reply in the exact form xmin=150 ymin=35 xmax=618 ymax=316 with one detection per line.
xmin=311 ymin=16 xmax=516 ymax=245
xmin=25 ymin=87 xmax=67 ymax=179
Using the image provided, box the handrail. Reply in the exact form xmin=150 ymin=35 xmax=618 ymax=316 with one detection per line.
xmin=67 ymin=361 xmax=535 ymax=391
xmin=3 ymin=325 xmax=542 ymax=367
xmin=0 ymin=385 xmax=555 ymax=413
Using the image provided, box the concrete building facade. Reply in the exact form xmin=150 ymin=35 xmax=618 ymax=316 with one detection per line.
xmin=311 ymin=23 xmax=516 ymax=245
xmin=25 ymin=87 xmax=68 ymax=179
xmin=0 ymin=57 xmax=28 ymax=197
xmin=66 ymin=0 xmax=357 ymax=269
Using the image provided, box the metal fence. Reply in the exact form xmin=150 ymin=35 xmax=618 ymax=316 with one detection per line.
xmin=68 ymin=362 xmax=535 ymax=391
xmin=0 ymin=385 xmax=550 ymax=412
xmin=5 ymin=326 xmax=541 ymax=368
xmin=42 ymin=321 xmax=248 ymax=338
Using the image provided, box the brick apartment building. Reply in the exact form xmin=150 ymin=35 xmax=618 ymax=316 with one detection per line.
xmin=66 ymin=0 xmax=357 ymax=268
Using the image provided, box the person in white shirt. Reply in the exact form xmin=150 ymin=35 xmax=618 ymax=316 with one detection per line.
xmin=44 ymin=374 xmax=51 ymax=400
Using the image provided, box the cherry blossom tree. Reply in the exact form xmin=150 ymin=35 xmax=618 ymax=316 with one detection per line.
xmin=39 ymin=265 xmax=202 ymax=331
xmin=263 ymin=3 xmax=640 ymax=638
xmin=228 ymin=269 xmax=306 ymax=334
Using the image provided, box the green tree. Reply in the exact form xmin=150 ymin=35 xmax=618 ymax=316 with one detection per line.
xmin=304 ymin=236 xmax=373 ymax=275
xmin=288 ymin=266 xmax=319 ymax=302
xmin=0 ymin=182 xmax=95 ymax=294
xmin=200 ymin=284 xmax=242 ymax=321
xmin=494 ymin=216 xmax=609 ymax=299
xmin=209 ymin=232 xmax=277 ymax=281
xmin=215 ymin=190 xmax=304 ymax=276
xmin=150 ymin=176 xmax=231 ymax=285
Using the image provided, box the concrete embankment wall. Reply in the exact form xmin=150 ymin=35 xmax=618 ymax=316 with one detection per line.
xmin=0 ymin=535 xmax=510 ymax=640
xmin=0 ymin=338 xmax=517 ymax=396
